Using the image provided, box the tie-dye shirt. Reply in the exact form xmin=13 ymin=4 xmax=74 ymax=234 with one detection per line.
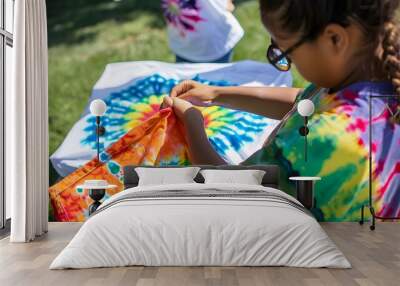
xmin=244 ymin=82 xmax=400 ymax=221
xmin=162 ymin=0 xmax=244 ymax=61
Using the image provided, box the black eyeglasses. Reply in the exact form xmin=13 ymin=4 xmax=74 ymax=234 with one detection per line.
xmin=266 ymin=37 xmax=309 ymax=72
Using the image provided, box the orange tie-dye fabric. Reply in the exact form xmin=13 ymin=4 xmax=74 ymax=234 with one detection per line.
xmin=49 ymin=108 xmax=189 ymax=221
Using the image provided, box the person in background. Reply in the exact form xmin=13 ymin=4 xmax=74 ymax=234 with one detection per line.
xmin=162 ymin=0 xmax=244 ymax=63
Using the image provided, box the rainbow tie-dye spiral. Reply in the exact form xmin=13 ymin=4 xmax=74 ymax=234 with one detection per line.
xmin=81 ymin=74 xmax=275 ymax=166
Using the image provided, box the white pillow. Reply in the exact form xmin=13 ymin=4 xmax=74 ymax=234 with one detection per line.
xmin=200 ymin=169 xmax=266 ymax=185
xmin=135 ymin=167 xmax=200 ymax=186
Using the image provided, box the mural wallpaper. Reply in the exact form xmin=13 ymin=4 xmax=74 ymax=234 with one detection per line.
xmin=47 ymin=2 xmax=400 ymax=223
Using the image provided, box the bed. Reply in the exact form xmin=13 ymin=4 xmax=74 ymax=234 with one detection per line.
xmin=50 ymin=165 xmax=351 ymax=269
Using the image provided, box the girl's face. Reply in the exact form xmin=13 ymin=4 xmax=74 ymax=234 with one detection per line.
xmin=264 ymin=16 xmax=366 ymax=89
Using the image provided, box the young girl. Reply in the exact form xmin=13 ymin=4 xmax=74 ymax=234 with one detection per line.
xmin=163 ymin=0 xmax=400 ymax=221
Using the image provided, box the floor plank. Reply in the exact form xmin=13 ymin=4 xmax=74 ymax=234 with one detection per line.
xmin=0 ymin=222 xmax=398 ymax=286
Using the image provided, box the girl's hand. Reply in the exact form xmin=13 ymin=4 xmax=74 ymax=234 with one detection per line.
xmin=162 ymin=96 xmax=204 ymax=123
xmin=163 ymin=93 xmax=226 ymax=166
xmin=169 ymin=80 xmax=218 ymax=107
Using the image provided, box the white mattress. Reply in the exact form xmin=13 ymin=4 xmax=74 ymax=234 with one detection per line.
xmin=50 ymin=183 xmax=351 ymax=269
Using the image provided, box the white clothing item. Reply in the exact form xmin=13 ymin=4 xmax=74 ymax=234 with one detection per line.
xmin=163 ymin=0 xmax=244 ymax=61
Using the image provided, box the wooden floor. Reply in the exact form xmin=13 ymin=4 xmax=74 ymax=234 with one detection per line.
xmin=0 ymin=223 xmax=399 ymax=286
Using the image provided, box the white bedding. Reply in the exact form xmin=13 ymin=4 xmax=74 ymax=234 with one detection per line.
xmin=50 ymin=183 xmax=351 ymax=269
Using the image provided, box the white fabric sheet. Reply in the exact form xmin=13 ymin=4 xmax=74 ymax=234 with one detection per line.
xmin=50 ymin=183 xmax=351 ymax=269
xmin=200 ymin=169 xmax=265 ymax=185
xmin=50 ymin=60 xmax=292 ymax=177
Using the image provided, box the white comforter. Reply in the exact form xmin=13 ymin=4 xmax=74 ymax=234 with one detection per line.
xmin=50 ymin=183 xmax=351 ymax=269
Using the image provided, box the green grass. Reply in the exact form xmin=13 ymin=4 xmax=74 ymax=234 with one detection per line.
xmin=47 ymin=0 xmax=307 ymax=157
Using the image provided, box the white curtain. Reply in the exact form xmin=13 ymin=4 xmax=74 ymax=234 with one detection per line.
xmin=7 ymin=0 xmax=49 ymax=242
